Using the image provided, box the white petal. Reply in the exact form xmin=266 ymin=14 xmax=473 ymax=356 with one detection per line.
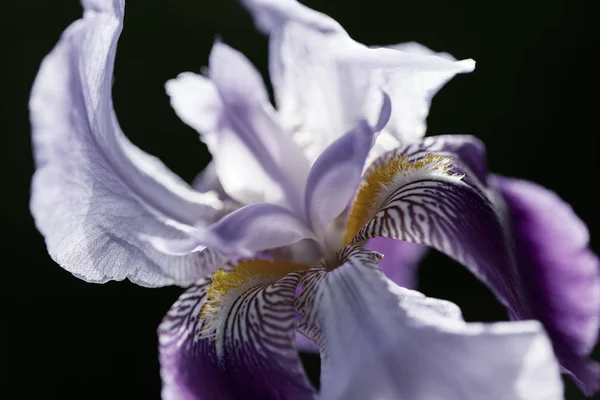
xmin=30 ymin=0 xmax=224 ymax=286
xmin=299 ymin=248 xmax=564 ymax=400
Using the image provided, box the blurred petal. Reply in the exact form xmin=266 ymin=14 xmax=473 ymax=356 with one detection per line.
xmin=295 ymin=331 xmax=318 ymax=353
xmin=300 ymin=247 xmax=563 ymax=400
xmin=154 ymin=203 xmax=315 ymax=257
xmin=241 ymin=0 xmax=343 ymax=34
xmin=491 ymin=176 xmax=600 ymax=395
xmin=269 ymin=22 xmax=474 ymax=163
xmin=30 ymin=0 xmax=224 ymax=286
xmin=304 ymin=94 xmax=390 ymax=233
xmin=165 ymin=72 xmax=222 ymax=145
xmin=159 ymin=264 xmax=315 ymax=399
xmin=366 ymin=237 xmax=428 ymax=289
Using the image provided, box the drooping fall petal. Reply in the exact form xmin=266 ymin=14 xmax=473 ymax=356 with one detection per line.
xmin=491 ymin=175 xmax=600 ymax=395
xmin=348 ymin=135 xmax=600 ymax=393
xmin=159 ymin=261 xmax=315 ymax=399
xmin=298 ymin=247 xmax=563 ymax=400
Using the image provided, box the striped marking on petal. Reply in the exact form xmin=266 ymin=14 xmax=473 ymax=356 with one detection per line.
xmin=158 ymin=261 xmax=316 ymax=399
xmin=296 ymin=246 xmax=383 ymax=362
xmin=200 ymin=259 xmax=310 ymax=349
xmin=345 ymin=152 xmax=463 ymax=245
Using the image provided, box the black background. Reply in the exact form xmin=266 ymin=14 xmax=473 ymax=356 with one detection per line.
xmin=1 ymin=0 xmax=599 ymax=398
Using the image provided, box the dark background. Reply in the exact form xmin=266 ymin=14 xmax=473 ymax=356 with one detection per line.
xmin=1 ymin=0 xmax=599 ymax=398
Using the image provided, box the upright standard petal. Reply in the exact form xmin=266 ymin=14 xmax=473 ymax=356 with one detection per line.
xmin=159 ymin=261 xmax=315 ymax=400
xmin=303 ymin=94 xmax=390 ymax=234
xmin=347 ymin=136 xmax=600 ymax=393
xmin=241 ymin=0 xmax=343 ymax=34
xmin=30 ymin=0 xmax=224 ymax=286
xmin=268 ymin=22 xmax=475 ymax=163
xmin=491 ymin=176 xmax=600 ymax=395
xmin=299 ymin=247 xmax=563 ymax=400
xmin=210 ymin=42 xmax=310 ymax=210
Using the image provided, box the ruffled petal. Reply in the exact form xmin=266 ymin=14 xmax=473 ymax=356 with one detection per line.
xmin=303 ymin=94 xmax=390 ymax=234
xmin=348 ymin=136 xmax=600 ymax=393
xmin=491 ymin=176 xmax=600 ymax=395
xmin=167 ymin=43 xmax=310 ymax=211
xmin=299 ymin=247 xmax=563 ymax=400
xmin=365 ymin=237 xmax=428 ymax=289
xmin=159 ymin=262 xmax=315 ymax=399
xmin=29 ymin=0 xmax=224 ymax=287
xmin=268 ymin=22 xmax=474 ymax=163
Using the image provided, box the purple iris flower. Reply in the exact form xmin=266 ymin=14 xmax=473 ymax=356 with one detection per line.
xmin=30 ymin=0 xmax=599 ymax=399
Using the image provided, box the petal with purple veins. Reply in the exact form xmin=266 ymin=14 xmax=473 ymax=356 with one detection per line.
xmin=159 ymin=261 xmax=315 ymax=400
xmin=348 ymin=137 xmax=600 ymax=393
xmin=29 ymin=0 xmax=224 ymax=287
xmin=298 ymin=247 xmax=563 ymax=400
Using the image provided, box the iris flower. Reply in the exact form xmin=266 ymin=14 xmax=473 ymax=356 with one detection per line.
xmin=30 ymin=0 xmax=599 ymax=399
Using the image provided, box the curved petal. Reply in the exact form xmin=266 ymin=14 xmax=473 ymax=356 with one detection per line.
xmin=165 ymin=72 xmax=222 ymax=146
xmin=209 ymin=42 xmax=309 ymax=210
xmin=376 ymin=42 xmax=477 ymax=144
xmin=159 ymin=263 xmax=315 ymax=400
xmin=268 ymin=22 xmax=474 ymax=164
xmin=349 ymin=138 xmax=600 ymax=393
xmin=153 ymin=203 xmax=315 ymax=257
xmin=304 ymin=94 xmax=390 ymax=233
xmin=298 ymin=247 xmax=563 ymax=400
xmin=241 ymin=0 xmax=343 ymax=34
xmin=368 ymin=134 xmax=489 ymax=184
xmin=29 ymin=0 xmax=224 ymax=286
xmin=491 ymin=176 xmax=600 ymax=395
xmin=167 ymin=43 xmax=310 ymax=211
xmin=366 ymin=237 xmax=428 ymax=289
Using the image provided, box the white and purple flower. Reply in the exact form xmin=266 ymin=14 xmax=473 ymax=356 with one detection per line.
xmin=30 ymin=0 xmax=599 ymax=399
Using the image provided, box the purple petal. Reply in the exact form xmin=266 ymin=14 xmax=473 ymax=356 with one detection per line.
xmin=295 ymin=331 xmax=318 ymax=353
xmin=298 ymin=247 xmax=563 ymax=400
xmin=268 ymin=22 xmax=474 ymax=164
xmin=367 ymin=134 xmax=489 ymax=183
xmin=241 ymin=0 xmax=343 ymax=34
xmin=352 ymin=137 xmax=600 ymax=393
xmin=352 ymin=174 xmax=515 ymax=297
xmin=304 ymin=94 xmax=391 ymax=233
xmin=366 ymin=237 xmax=428 ymax=289
xmin=492 ymin=176 xmax=600 ymax=395
xmin=29 ymin=0 xmax=224 ymax=286
xmin=159 ymin=271 xmax=315 ymax=399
